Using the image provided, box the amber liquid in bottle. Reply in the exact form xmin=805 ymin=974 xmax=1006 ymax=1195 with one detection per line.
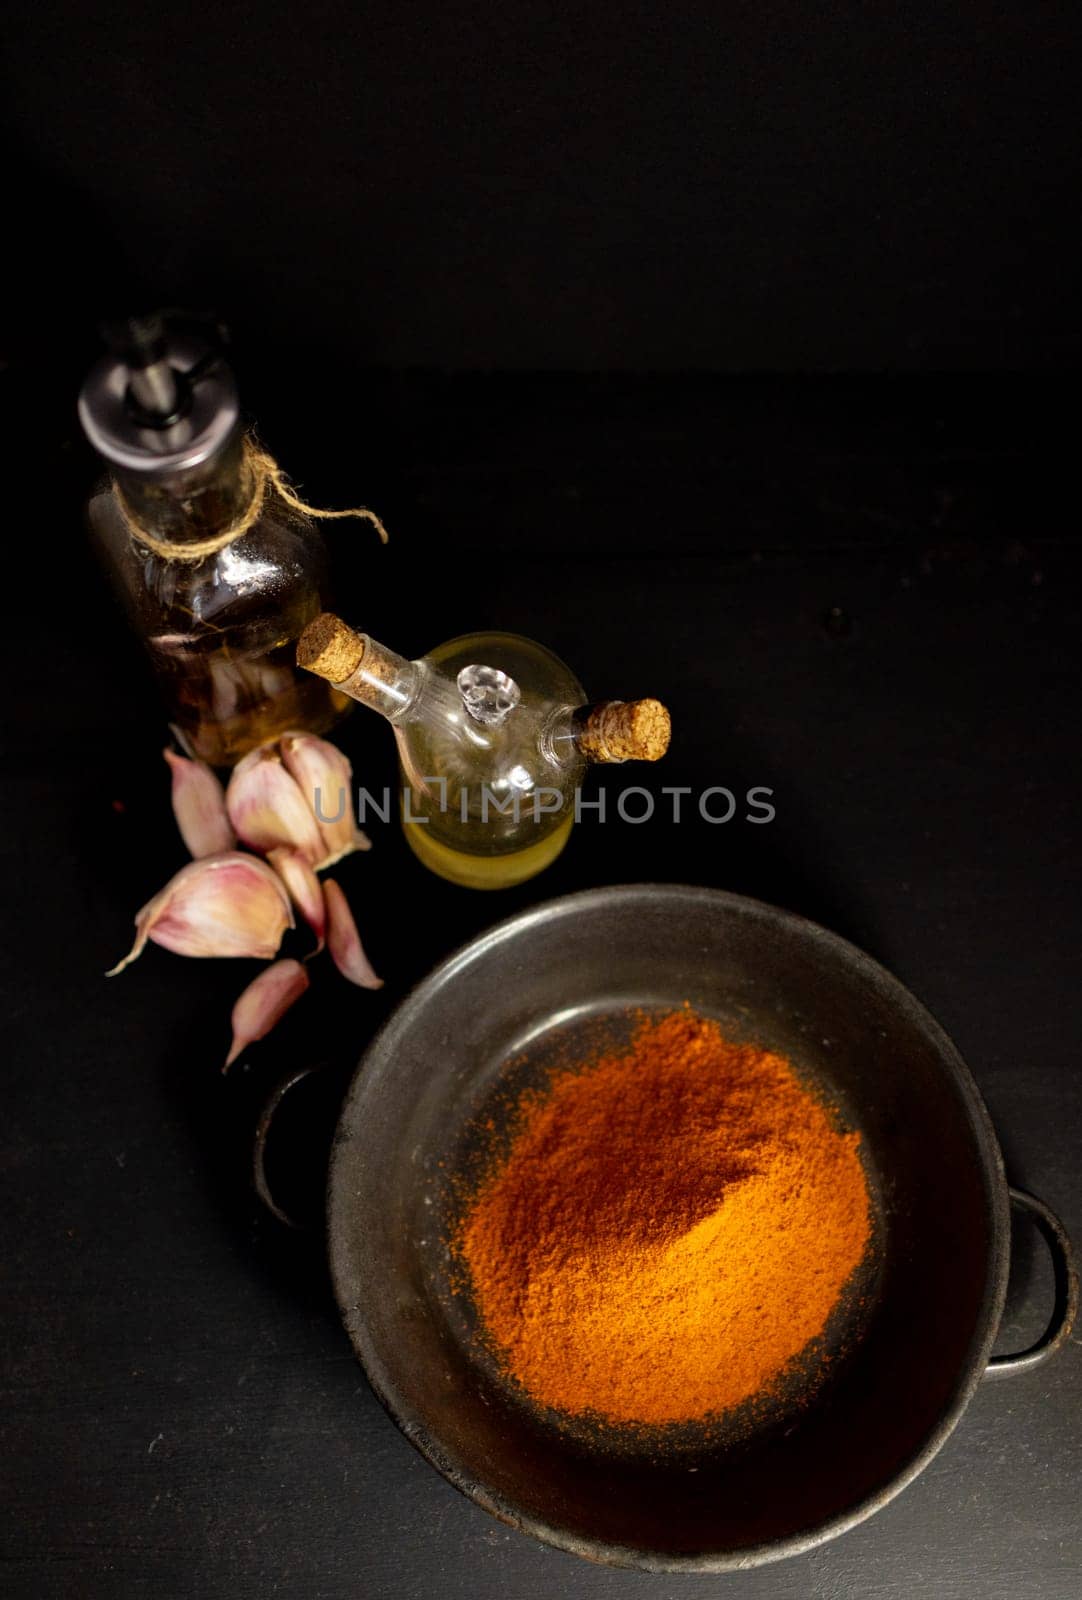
xmin=161 ymin=639 xmax=348 ymax=768
xmin=402 ymin=805 xmax=575 ymax=889
xmin=87 ymin=446 xmax=347 ymax=766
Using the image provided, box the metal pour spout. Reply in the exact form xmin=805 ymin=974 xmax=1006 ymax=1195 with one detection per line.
xmin=102 ymin=312 xmax=182 ymax=422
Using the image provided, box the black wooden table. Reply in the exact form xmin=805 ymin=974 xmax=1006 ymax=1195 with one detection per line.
xmin=2 ymin=376 xmax=1079 ymax=1598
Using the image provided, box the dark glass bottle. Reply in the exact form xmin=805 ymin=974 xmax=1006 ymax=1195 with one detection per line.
xmin=79 ymin=315 xmax=348 ymax=766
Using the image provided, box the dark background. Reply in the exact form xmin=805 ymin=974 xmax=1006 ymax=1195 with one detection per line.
xmin=2 ymin=4 xmax=1081 ymax=1599
xmin=4 ymin=0 xmax=1082 ymax=373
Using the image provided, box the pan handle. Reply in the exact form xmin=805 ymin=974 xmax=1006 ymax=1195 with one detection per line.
xmin=985 ymin=1187 xmax=1078 ymax=1378
xmin=251 ymin=1062 xmax=344 ymax=1222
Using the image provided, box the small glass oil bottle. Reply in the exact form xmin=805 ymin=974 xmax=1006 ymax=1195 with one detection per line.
xmin=79 ymin=313 xmax=350 ymax=766
xmin=297 ymin=612 xmax=671 ymax=889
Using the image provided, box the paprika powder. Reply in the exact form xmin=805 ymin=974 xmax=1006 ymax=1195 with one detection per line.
xmin=456 ymin=1010 xmax=872 ymax=1426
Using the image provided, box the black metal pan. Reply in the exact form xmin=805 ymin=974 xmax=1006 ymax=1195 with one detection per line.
xmin=326 ymin=885 xmax=1076 ymax=1571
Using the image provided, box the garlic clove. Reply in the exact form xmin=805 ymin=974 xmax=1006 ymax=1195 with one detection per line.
xmin=163 ymin=747 xmax=236 ymax=858
xmin=267 ymin=846 xmax=326 ymax=945
xmin=107 ymin=852 xmax=294 ymax=975
xmin=225 ymin=742 xmax=326 ymax=865
xmin=280 ymin=732 xmax=370 ymax=869
xmin=223 ymin=958 xmax=310 ymax=1071
xmin=323 ymin=878 xmax=383 ymax=989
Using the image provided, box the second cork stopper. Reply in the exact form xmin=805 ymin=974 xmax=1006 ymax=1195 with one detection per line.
xmin=574 ymin=699 xmax=671 ymax=763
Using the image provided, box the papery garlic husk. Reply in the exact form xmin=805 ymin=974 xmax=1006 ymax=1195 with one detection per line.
xmin=224 ymin=958 xmax=309 ymax=1071
xmin=323 ymin=878 xmax=383 ymax=989
xmin=164 ymin=748 xmax=236 ymax=858
xmin=267 ymin=846 xmax=326 ymax=945
xmin=107 ymin=853 xmax=294 ymax=975
xmin=225 ymin=742 xmax=327 ymax=866
xmin=280 ymin=732 xmax=370 ymax=869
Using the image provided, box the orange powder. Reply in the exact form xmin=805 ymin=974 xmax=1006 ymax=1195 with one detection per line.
xmin=456 ymin=1011 xmax=872 ymax=1426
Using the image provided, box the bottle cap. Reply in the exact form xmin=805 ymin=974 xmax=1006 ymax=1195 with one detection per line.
xmin=78 ymin=313 xmax=240 ymax=481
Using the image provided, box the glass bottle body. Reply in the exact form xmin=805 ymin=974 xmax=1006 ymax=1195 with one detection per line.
xmin=352 ymin=632 xmax=586 ymax=890
xmin=87 ymin=442 xmax=347 ymax=766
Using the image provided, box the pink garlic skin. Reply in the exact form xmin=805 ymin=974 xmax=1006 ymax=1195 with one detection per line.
xmin=267 ymin=847 xmax=326 ymax=944
xmin=163 ymin=748 xmax=236 ymax=858
xmin=107 ymin=853 xmax=294 ymax=975
xmin=224 ymin=958 xmax=310 ymax=1071
xmin=323 ymin=878 xmax=383 ymax=989
xmin=280 ymin=732 xmax=371 ymax=868
xmin=225 ymin=743 xmax=327 ymax=865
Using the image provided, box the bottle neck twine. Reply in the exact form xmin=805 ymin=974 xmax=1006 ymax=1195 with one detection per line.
xmin=114 ymin=435 xmax=389 ymax=562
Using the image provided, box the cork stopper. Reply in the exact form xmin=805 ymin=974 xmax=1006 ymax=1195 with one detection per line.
xmin=297 ymin=612 xmax=365 ymax=684
xmin=577 ymin=699 xmax=671 ymax=763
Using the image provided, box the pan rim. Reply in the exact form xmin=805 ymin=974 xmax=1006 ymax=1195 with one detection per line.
xmin=327 ymin=882 xmax=1011 ymax=1572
